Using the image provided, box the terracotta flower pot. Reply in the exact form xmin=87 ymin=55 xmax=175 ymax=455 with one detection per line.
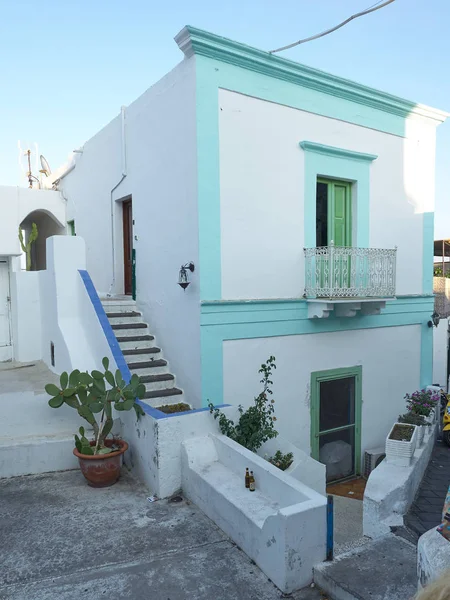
xmin=73 ymin=439 xmax=128 ymax=488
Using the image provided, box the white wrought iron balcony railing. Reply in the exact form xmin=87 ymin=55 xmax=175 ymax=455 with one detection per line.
xmin=304 ymin=242 xmax=397 ymax=299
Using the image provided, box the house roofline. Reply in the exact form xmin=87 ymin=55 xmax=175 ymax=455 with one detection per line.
xmin=175 ymin=26 xmax=449 ymax=125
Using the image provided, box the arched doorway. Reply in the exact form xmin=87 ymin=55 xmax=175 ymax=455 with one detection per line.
xmin=19 ymin=210 xmax=65 ymax=271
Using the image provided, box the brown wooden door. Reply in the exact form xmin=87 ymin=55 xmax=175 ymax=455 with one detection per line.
xmin=123 ymin=199 xmax=133 ymax=295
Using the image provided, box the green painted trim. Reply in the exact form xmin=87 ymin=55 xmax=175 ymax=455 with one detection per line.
xmin=176 ymin=26 xmax=448 ymax=125
xmin=302 ymin=146 xmax=372 ymax=248
xmin=200 ymin=295 xmax=434 ymax=406
xmin=310 ymin=366 xmax=362 ymax=476
xmin=300 ymin=142 xmax=377 ymax=163
xmin=67 ymin=220 xmax=76 ymax=236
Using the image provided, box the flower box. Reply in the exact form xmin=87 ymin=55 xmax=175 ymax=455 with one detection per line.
xmin=385 ymin=423 xmax=418 ymax=467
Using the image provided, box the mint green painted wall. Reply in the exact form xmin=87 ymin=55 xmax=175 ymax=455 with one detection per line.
xmin=195 ymin=54 xmax=407 ymax=301
xmin=193 ymin=52 xmax=435 ymax=407
xmin=201 ymin=296 xmax=434 ymax=406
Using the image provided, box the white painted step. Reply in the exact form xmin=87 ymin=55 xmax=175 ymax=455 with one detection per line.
xmin=118 ymin=337 xmax=156 ymax=351
xmin=142 ymin=374 xmax=175 ymax=393
xmin=110 ymin=324 xmax=149 ymax=337
xmin=124 ymin=349 xmax=162 ymax=364
xmin=130 ymin=362 xmax=169 ymax=377
xmin=101 ymin=299 xmax=136 ymax=309
xmin=0 ymin=434 xmax=79 ymax=478
xmin=107 ymin=314 xmax=143 ymax=325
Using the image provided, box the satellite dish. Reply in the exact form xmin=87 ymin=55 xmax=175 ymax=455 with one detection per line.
xmin=39 ymin=155 xmax=52 ymax=176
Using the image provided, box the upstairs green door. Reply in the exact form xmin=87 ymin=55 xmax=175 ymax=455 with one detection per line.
xmin=316 ymin=179 xmax=352 ymax=247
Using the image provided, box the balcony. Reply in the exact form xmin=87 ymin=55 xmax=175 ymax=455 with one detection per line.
xmin=304 ymin=243 xmax=397 ymax=318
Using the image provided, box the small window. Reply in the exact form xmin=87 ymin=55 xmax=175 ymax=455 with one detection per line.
xmin=67 ymin=220 xmax=76 ymax=236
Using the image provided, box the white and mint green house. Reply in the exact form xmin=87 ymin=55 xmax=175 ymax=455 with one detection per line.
xmin=53 ymin=27 xmax=448 ymax=482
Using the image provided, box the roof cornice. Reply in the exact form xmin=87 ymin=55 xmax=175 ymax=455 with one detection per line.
xmin=175 ymin=26 xmax=449 ymax=125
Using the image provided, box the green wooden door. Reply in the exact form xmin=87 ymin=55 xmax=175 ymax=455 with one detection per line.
xmin=330 ymin=182 xmax=351 ymax=247
xmin=316 ymin=179 xmax=352 ymax=293
xmin=310 ymin=366 xmax=362 ymax=482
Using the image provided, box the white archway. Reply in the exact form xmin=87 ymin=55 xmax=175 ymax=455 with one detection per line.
xmin=20 ymin=209 xmax=65 ymax=271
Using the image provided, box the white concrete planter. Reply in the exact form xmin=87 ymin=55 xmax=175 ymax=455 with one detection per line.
xmin=425 ymin=409 xmax=436 ymax=425
xmin=416 ymin=425 xmax=425 ymax=447
xmin=385 ymin=423 xmax=418 ymax=467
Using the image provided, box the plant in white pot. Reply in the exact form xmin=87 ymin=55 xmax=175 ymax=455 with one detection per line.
xmin=404 ymin=389 xmax=439 ymax=425
xmin=385 ymin=423 xmax=418 ymax=466
xmin=398 ymin=412 xmax=427 ymax=447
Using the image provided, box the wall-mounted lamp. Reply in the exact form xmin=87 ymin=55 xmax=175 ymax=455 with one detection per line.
xmin=178 ymin=262 xmax=195 ymax=290
xmin=428 ymin=311 xmax=440 ymax=328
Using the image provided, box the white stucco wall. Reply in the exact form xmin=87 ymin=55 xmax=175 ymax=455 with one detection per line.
xmin=218 ymin=89 xmax=436 ymax=299
xmin=0 ymin=186 xmax=65 ymax=257
xmin=223 ymin=324 xmax=421 ymax=456
xmin=40 ymin=236 xmax=114 ymax=374
xmin=433 ymin=318 xmax=448 ymax=389
xmin=60 ymin=58 xmax=201 ymax=405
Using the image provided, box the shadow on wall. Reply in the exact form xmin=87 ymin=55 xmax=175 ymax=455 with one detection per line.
xmin=20 ymin=209 xmax=65 ymax=271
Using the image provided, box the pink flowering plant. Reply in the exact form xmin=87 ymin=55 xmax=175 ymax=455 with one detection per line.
xmin=404 ymin=389 xmax=439 ymax=417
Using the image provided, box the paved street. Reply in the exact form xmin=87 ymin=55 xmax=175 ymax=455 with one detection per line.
xmin=404 ymin=436 xmax=450 ymax=538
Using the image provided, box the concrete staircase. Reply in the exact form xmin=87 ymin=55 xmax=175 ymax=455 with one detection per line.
xmin=101 ymin=298 xmax=185 ymax=409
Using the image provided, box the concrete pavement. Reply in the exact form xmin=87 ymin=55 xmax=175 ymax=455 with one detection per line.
xmin=0 ymin=470 xmax=326 ymax=600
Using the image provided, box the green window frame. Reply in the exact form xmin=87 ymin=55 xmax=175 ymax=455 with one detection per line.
xmin=67 ymin=220 xmax=76 ymax=236
xmin=310 ymin=365 xmax=362 ymax=477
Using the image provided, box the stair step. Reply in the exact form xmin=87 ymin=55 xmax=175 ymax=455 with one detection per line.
xmin=111 ymin=323 xmax=147 ymax=330
xmin=142 ymin=373 xmax=175 ymax=392
xmin=116 ymin=335 xmax=154 ymax=343
xmin=100 ymin=299 xmax=136 ymax=312
xmin=128 ymin=359 xmax=167 ymax=371
xmin=143 ymin=387 xmax=183 ymax=400
xmin=123 ymin=348 xmax=161 ymax=356
xmin=313 ymin=535 xmax=417 ymax=600
xmin=106 ymin=311 xmax=142 ymax=319
xmin=118 ymin=338 xmax=156 ymax=351
xmin=108 ymin=315 xmax=143 ymax=325
xmin=139 ymin=373 xmax=175 ymax=384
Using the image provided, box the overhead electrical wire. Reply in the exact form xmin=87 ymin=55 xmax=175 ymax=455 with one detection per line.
xmin=270 ymin=0 xmax=397 ymax=54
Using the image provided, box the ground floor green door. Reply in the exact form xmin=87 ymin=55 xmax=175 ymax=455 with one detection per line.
xmin=310 ymin=366 xmax=362 ymax=483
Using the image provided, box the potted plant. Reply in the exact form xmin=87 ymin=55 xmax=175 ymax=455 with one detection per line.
xmin=398 ymin=412 xmax=426 ymax=447
xmin=45 ymin=357 xmax=145 ymax=487
xmin=404 ymin=389 xmax=439 ymax=425
xmin=385 ymin=422 xmax=418 ymax=466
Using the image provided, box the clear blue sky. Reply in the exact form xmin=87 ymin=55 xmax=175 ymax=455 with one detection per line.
xmin=2 ymin=0 xmax=449 ymax=236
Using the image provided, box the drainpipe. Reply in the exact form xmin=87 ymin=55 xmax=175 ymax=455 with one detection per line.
xmin=108 ymin=106 xmax=127 ymax=296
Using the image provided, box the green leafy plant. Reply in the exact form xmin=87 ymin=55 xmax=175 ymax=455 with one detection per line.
xmin=208 ymin=356 xmax=278 ymax=452
xmin=45 ymin=357 xmax=145 ymax=455
xmin=18 ymin=223 xmax=38 ymax=271
xmin=398 ymin=412 xmax=426 ymax=426
xmin=266 ymin=450 xmax=293 ymax=471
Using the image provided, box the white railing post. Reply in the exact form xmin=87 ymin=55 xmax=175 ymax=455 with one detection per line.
xmin=329 ymin=240 xmax=335 ymax=298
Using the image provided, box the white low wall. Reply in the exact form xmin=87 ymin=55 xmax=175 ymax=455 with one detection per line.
xmin=120 ymin=405 xmax=239 ymax=498
xmin=257 ymin=437 xmax=326 ymax=496
xmin=10 ymin=271 xmax=42 ymax=363
xmin=182 ymin=433 xmax=327 ymax=593
xmin=363 ymin=423 xmax=438 ymax=538
xmin=417 ymin=527 xmax=450 ymax=589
